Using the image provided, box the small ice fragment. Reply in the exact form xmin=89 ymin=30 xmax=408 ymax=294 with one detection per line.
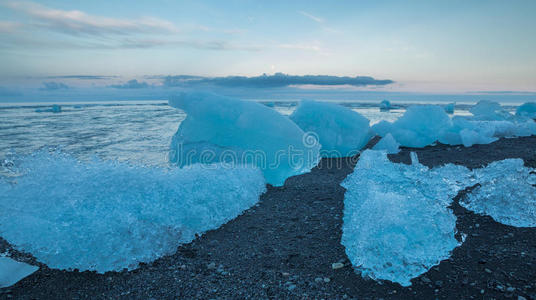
xmin=379 ymin=100 xmax=391 ymax=111
xmin=0 ymin=257 xmax=38 ymax=288
xmin=444 ymin=103 xmax=455 ymax=114
xmin=461 ymin=159 xmax=536 ymax=227
xmin=372 ymin=133 xmax=400 ymax=154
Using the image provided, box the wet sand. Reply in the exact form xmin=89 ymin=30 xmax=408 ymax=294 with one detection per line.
xmin=1 ymin=136 xmax=536 ymax=299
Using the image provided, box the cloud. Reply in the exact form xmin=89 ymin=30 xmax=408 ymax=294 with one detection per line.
xmin=1 ymin=2 xmax=257 ymax=51
xmin=298 ymin=11 xmax=324 ymax=23
xmin=163 ymin=73 xmax=394 ymax=88
xmin=0 ymin=21 xmax=20 ymax=33
xmin=46 ymin=75 xmax=117 ymax=80
xmin=468 ymin=90 xmax=536 ymax=95
xmin=108 ymin=79 xmax=149 ymax=89
xmin=40 ymin=81 xmax=69 ymax=91
xmin=115 ymin=38 xmax=259 ymax=51
xmin=3 ymin=1 xmax=178 ymax=36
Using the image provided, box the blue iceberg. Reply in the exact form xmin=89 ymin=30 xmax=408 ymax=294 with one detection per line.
xmin=373 ymin=102 xmax=536 ymax=148
xmin=372 ymin=105 xmax=452 ymax=148
xmin=516 ymin=102 xmax=536 ymax=119
xmin=0 ymin=151 xmax=266 ymax=273
xmin=169 ymin=92 xmax=320 ymax=186
xmin=290 ymin=100 xmax=372 ymax=157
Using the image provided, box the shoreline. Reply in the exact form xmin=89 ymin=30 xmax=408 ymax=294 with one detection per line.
xmin=1 ymin=136 xmax=536 ymax=299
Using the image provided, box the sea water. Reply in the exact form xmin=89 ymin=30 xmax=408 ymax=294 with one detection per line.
xmin=0 ymin=100 xmax=517 ymax=166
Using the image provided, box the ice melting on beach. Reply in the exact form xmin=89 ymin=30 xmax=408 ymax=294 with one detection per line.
xmin=373 ymin=101 xmax=536 ymax=148
xmin=516 ymin=102 xmax=536 ymax=119
xmin=290 ymin=100 xmax=372 ymax=157
xmin=169 ymin=92 xmax=320 ymax=186
xmin=0 ymin=151 xmax=266 ymax=273
xmin=341 ymin=150 xmax=472 ymax=286
xmin=461 ymin=159 xmax=536 ymax=227
xmin=0 ymin=257 xmax=38 ymax=288
xmin=372 ymin=105 xmax=452 ymax=148
xmin=372 ymin=133 xmax=400 ymax=154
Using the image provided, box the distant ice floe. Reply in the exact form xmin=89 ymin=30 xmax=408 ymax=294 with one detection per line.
xmin=35 ymin=104 xmax=61 ymax=113
xmin=372 ymin=100 xmax=536 ymax=148
xmin=461 ymin=159 xmax=536 ymax=227
xmin=341 ymin=150 xmax=473 ymax=287
xmin=169 ymin=92 xmax=320 ymax=186
xmin=0 ymin=151 xmax=266 ymax=273
xmin=290 ymin=100 xmax=372 ymax=157
xmin=379 ymin=99 xmax=391 ymax=111
xmin=0 ymin=257 xmax=38 ymax=288
xmin=342 ymin=150 xmax=536 ymax=286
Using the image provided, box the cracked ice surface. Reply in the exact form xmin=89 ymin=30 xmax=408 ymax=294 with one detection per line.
xmin=341 ymin=150 xmax=473 ymax=286
xmin=0 ymin=151 xmax=266 ymax=273
xmin=461 ymin=159 xmax=536 ymax=227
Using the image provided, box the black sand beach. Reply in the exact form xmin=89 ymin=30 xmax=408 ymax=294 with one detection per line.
xmin=1 ymin=136 xmax=536 ymax=299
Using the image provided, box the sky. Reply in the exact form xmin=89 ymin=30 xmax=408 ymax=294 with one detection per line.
xmin=0 ymin=0 xmax=535 ymax=102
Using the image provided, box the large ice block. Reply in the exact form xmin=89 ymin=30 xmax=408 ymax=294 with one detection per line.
xmin=169 ymin=92 xmax=320 ymax=186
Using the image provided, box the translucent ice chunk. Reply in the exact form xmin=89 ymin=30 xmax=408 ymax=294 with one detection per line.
xmin=469 ymin=100 xmax=511 ymax=121
xmin=516 ymin=102 xmax=536 ymax=119
xmin=372 ymin=105 xmax=452 ymax=148
xmin=372 ymin=133 xmax=400 ymax=154
xmin=169 ymin=92 xmax=320 ymax=186
xmin=0 ymin=257 xmax=38 ymax=288
xmin=0 ymin=151 xmax=266 ymax=273
xmin=444 ymin=102 xmax=455 ymax=114
xmin=341 ymin=150 xmax=473 ymax=286
xmin=290 ymin=100 xmax=372 ymax=157
xmin=379 ymin=100 xmax=391 ymax=111
xmin=461 ymin=159 xmax=536 ymax=227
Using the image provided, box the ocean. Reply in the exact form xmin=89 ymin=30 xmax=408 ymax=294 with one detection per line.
xmin=0 ymin=100 xmax=519 ymax=167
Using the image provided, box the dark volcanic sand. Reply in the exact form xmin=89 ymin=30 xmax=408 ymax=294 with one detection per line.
xmin=1 ymin=136 xmax=536 ymax=299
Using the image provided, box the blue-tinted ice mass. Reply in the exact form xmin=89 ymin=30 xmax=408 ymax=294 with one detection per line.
xmin=379 ymin=100 xmax=391 ymax=111
xmin=341 ymin=150 xmax=472 ymax=287
xmin=461 ymin=159 xmax=536 ymax=227
xmin=290 ymin=100 xmax=372 ymax=157
xmin=372 ymin=100 xmax=536 ymax=148
xmin=169 ymin=92 xmax=321 ymax=186
xmin=0 ymin=257 xmax=38 ymax=288
xmin=444 ymin=102 xmax=455 ymax=114
xmin=341 ymin=150 xmax=536 ymax=286
xmin=372 ymin=133 xmax=400 ymax=154
xmin=0 ymin=151 xmax=266 ymax=273
xmin=516 ymin=102 xmax=536 ymax=119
